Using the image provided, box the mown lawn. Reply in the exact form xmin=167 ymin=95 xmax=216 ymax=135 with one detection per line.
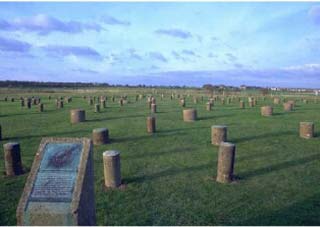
xmin=0 ymin=90 xmax=319 ymax=225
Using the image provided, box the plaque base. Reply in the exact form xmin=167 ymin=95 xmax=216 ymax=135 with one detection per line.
xmin=24 ymin=202 xmax=74 ymax=226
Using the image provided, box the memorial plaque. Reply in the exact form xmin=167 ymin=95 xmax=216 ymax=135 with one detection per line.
xmin=17 ymin=138 xmax=96 ymax=226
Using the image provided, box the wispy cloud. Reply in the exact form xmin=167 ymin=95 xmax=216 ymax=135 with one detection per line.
xmin=0 ymin=36 xmax=31 ymax=52
xmin=71 ymin=68 xmax=100 ymax=74
xmin=208 ymin=52 xmax=218 ymax=58
xmin=108 ymin=49 xmax=143 ymax=65
xmin=282 ymin=63 xmax=320 ymax=72
xmin=196 ymin=35 xmax=203 ymax=43
xmin=308 ymin=5 xmax=320 ymax=25
xmin=181 ymin=49 xmax=201 ymax=58
xmin=154 ymin=28 xmax=192 ymax=39
xmin=234 ymin=63 xmax=244 ymax=68
xmin=102 ymin=15 xmax=131 ymax=26
xmin=0 ymin=14 xmax=102 ymax=35
xmin=171 ymin=49 xmax=200 ymax=62
xmin=127 ymin=48 xmax=143 ymax=60
xmin=211 ymin=36 xmax=219 ymax=41
xmin=137 ymin=66 xmax=319 ymax=88
xmin=210 ymin=36 xmax=236 ymax=50
xmin=148 ymin=51 xmax=168 ymax=62
xmin=172 ymin=51 xmax=187 ymax=62
xmin=42 ymin=45 xmax=102 ymax=60
xmin=225 ymin=53 xmax=237 ymax=62
xmin=181 ymin=49 xmax=196 ymax=56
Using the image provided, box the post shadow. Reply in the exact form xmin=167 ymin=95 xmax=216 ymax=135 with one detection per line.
xmin=157 ymin=126 xmax=207 ymax=134
xmin=123 ymin=162 xmax=211 ymax=184
xmin=110 ymin=131 xmax=187 ymax=144
xmin=272 ymin=112 xmax=285 ymax=116
xmin=237 ymin=193 xmax=320 ymax=225
xmin=237 ymin=152 xmax=320 ymax=180
xmin=123 ymin=146 xmax=194 ymax=160
xmin=86 ymin=114 xmax=145 ymax=122
xmin=232 ymin=131 xmax=296 ymax=143
xmin=4 ymin=129 xmax=91 ymax=140
xmin=198 ymin=113 xmax=234 ymax=121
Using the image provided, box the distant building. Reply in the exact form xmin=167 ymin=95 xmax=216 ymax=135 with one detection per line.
xmin=240 ymin=85 xmax=247 ymax=90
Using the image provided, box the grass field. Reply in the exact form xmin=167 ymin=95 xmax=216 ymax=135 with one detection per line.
xmin=0 ymin=89 xmax=319 ymax=225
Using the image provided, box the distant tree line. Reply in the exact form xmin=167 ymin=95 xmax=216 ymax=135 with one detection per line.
xmin=0 ymin=80 xmax=110 ymax=88
xmin=2 ymin=80 xmax=313 ymax=91
xmin=0 ymin=80 xmax=199 ymax=89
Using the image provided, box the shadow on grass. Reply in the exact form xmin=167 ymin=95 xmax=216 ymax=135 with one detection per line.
xmin=238 ymin=193 xmax=320 ymax=225
xmin=1 ymin=112 xmax=41 ymax=117
xmin=3 ymin=129 xmax=90 ymax=140
xmin=198 ymin=114 xmax=234 ymax=121
xmin=86 ymin=114 xmax=145 ymax=122
xmin=155 ymin=110 xmax=181 ymax=114
xmin=124 ymin=162 xmax=211 ymax=184
xmin=232 ymin=131 xmax=296 ymax=143
xmin=272 ymin=112 xmax=286 ymax=116
xmin=314 ymin=131 xmax=320 ymax=138
xmin=110 ymin=132 xmax=187 ymax=144
xmin=238 ymin=152 xmax=320 ymax=180
xmin=1 ymin=108 xmax=61 ymax=117
xmin=157 ymin=126 xmax=207 ymax=134
xmin=124 ymin=146 xmax=194 ymax=160
xmin=236 ymin=150 xmax=276 ymax=162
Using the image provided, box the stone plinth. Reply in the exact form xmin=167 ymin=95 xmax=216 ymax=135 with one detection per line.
xmin=239 ymin=101 xmax=245 ymax=109
xmin=151 ymin=104 xmax=157 ymax=113
xmin=261 ymin=106 xmax=273 ymax=116
xmin=151 ymin=97 xmax=156 ymax=104
xmin=92 ymin=128 xmax=109 ymax=145
xmin=299 ymin=122 xmax=314 ymax=139
xmin=193 ymin=97 xmax=198 ymax=104
xmin=283 ymin=102 xmax=293 ymax=111
xmin=70 ymin=109 xmax=85 ymax=124
xmin=27 ymin=100 xmax=31 ymax=109
xmin=38 ymin=103 xmax=44 ymax=112
xmin=216 ymin=142 xmax=236 ymax=183
xmin=211 ymin=125 xmax=227 ymax=145
xmin=101 ymin=100 xmax=106 ymax=108
xmin=287 ymin=100 xmax=295 ymax=107
xmin=274 ymin=98 xmax=280 ymax=104
xmin=58 ymin=101 xmax=64 ymax=109
xmin=94 ymin=104 xmax=100 ymax=113
xmin=147 ymin=116 xmax=156 ymax=133
xmin=180 ymin=99 xmax=186 ymax=107
xmin=183 ymin=109 xmax=197 ymax=122
xmin=206 ymin=102 xmax=212 ymax=111
xmin=3 ymin=142 xmax=23 ymax=176
xmin=103 ymin=150 xmax=121 ymax=188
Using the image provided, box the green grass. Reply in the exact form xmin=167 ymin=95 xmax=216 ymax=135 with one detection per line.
xmin=0 ymin=91 xmax=320 ymax=225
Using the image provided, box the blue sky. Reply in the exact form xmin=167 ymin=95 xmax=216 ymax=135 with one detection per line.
xmin=0 ymin=2 xmax=320 ymax=88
